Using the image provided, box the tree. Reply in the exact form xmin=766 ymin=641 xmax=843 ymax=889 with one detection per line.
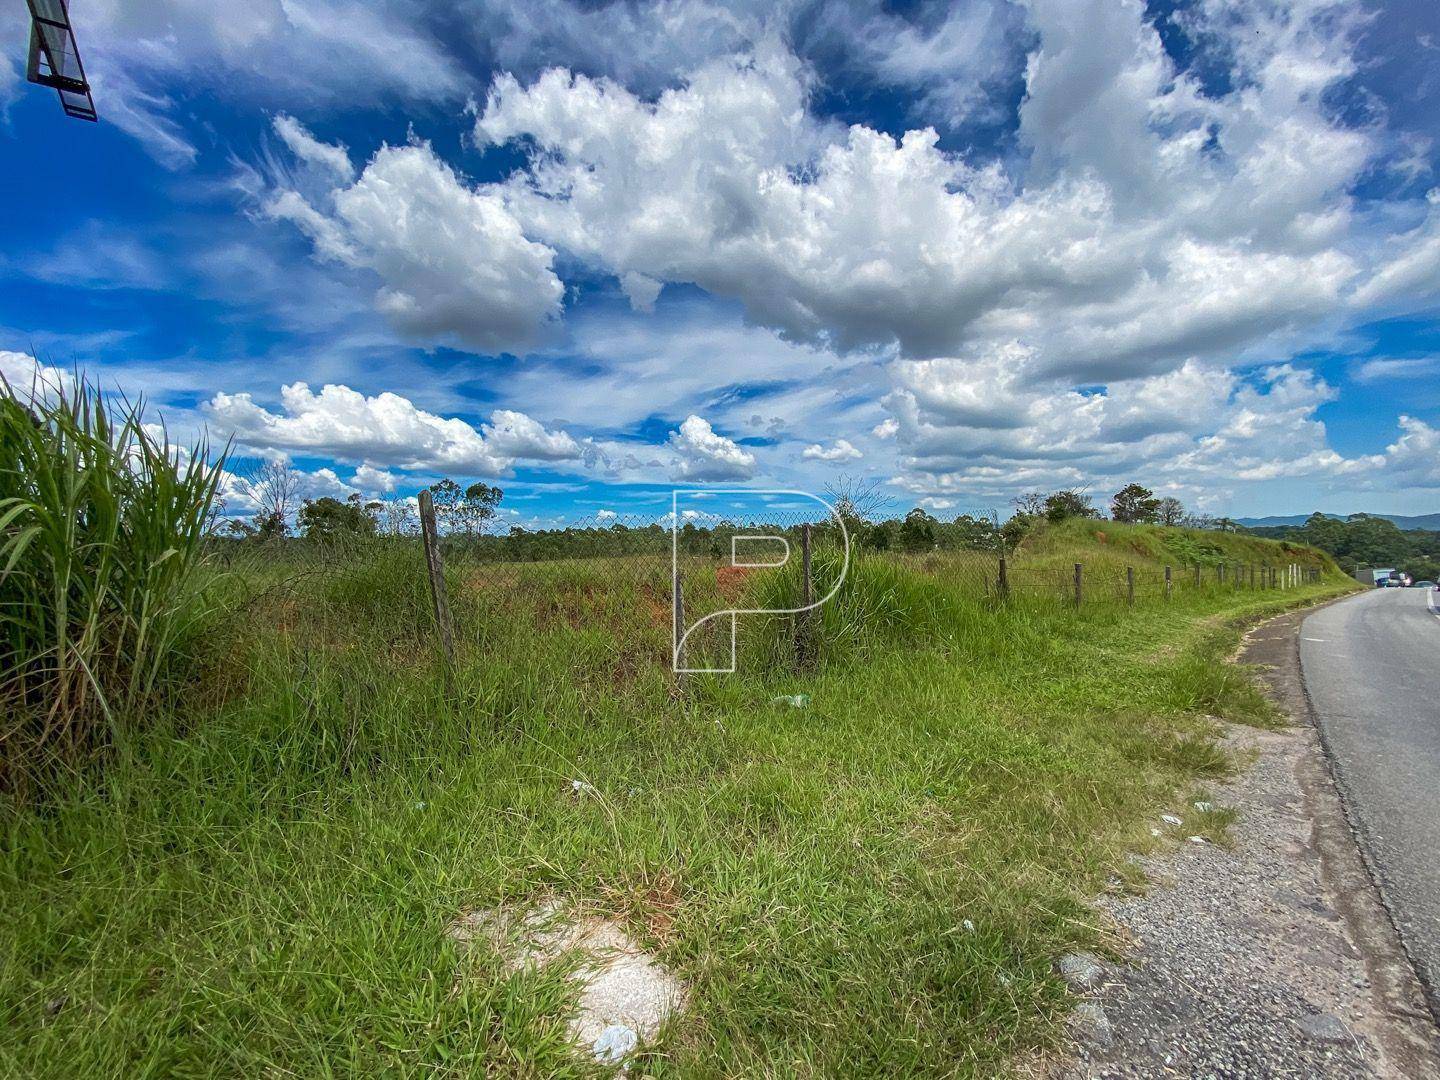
xmin=457 ymin=481 xmax=503 ymax=535
xmin=1157 ymin=496 xmax=1185 ymax=527
xmin=1402 ymin=555 xmax=1440 ymax=583
xmin=1043 ymin=489 xmax=1099 ymax=523
xmin=377 ymin=497 xmax=417 ymax=536
xmin=1001 ymin=512 xmax=1037 ymax=548
xmin=427 ymin=479 xmax=464 ymax=532
xmin=1111 ymin=483 xmax=1162 ymax=524
xmin=899 ymin=507 xmax=937 ymax=551
xmin=1182 ymin=511 xmax=1217 ymax=530
xmin=824 ymin=475 xmax=892 ymax=530
xmin=428 ymin=478 xmax=504 ymax=535
xmin=297 ymin=494 xmax=376 ymax=541
xmin=952 ymin=513 xmax=999 ymax=549
xmin=1013 ymin=491 xmax=1045 ymax=516
xmin=237 ymin=459 xmax=300 ymax=538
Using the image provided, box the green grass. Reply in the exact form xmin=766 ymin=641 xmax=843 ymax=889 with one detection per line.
xmin=0 ymin=525 xmax=1356 ymax=1077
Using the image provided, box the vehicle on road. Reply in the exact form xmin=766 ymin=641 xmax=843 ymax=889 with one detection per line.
xmin=1412 ymin=580 xmax=1436 ymax=589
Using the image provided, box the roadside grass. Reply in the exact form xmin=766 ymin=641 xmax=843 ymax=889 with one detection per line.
xmin=0 ymin=531 xmax=1355 ymax=1077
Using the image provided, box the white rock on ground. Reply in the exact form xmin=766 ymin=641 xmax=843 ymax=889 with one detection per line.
xmin=449 ymin=900 xmax=687 ymax=1063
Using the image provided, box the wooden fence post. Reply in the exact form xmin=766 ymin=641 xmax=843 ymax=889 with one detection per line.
xmin=998 ymin=555 xmax=1010 ymax=600
xmin=418 ymin=489 xmax=455 ymax=669
xmin=1164 ymin=564 xmax=1172 ymax=601
xmin=1126 ymin=565 xmax=1135 ymax=606
xmin=1194 ymin=564 xmax=1202 ymax=588
xmin=1074 ymin=562 xmax=1083 ymax=607
xmin=1250 ymin=564 xmax=1256 ymax=589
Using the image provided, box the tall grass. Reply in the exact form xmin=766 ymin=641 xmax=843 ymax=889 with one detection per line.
xmin=0 ymin=376 xmax=226 ymax=796
xmin=0 ymin=516 xmax=1356 ymax=1075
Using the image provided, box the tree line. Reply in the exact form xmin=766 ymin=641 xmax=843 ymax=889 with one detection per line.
xmin=1244 ymin=513 xmax=1440 ymax=582
xmin=216 ymin=464 xmax=1275 ymax=563
xmin=217 ymin=462 xmax=504 ymax=543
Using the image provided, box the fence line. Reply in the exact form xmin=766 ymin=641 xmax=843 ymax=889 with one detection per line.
xmin=211 ymin=512 xmax=1328 ymax=678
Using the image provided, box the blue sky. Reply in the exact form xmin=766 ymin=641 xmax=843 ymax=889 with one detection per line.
xmin=3 ymin=0 xmax=1440 ymax=527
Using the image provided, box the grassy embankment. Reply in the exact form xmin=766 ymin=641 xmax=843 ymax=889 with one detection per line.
xmin=1 ymin=512 xmax=1356 ymax=1077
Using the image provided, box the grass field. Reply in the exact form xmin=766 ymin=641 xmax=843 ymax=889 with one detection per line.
xmin=0 ymin=517 xmax=1355 ymax=1077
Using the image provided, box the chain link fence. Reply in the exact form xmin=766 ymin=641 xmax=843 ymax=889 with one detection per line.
xmin=209 ymin=509 xmax=1326 ymax=679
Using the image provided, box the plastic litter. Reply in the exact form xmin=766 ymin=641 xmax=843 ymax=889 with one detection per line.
xmin=771 ymin=694 xmax=811 ymax=708
xmin=1193 ymin=800 xmax=1214 ymax=813
xmin=1161 ymin=814 xmax=1183 ymax=826
xmin=592 ymin=1023 xmax=638 ymax=1064
xmin=570 ymin=779 xmax=597 ymax=797
xmin=1187 ymin=835 xmax=1209 ymax=845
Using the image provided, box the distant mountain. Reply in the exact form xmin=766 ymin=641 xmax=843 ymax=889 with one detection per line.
xmin=1236 ymin=512 xmax=1440 ymax=530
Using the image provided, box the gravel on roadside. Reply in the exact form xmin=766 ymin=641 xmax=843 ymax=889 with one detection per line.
xmin=1055 ymin=605 xmax=1440 ymax=1079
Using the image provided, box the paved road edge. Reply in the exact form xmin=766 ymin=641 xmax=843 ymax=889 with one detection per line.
xmin=1241 ymin=599 xmax=1440 ymax=1069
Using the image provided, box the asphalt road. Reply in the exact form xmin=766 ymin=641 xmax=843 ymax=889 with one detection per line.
xmin=1301 ymin=586 xmax=1440 ymax=1020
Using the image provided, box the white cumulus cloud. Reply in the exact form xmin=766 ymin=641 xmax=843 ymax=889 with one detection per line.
xmin=205 ymin=381 xmax=581 ymax=478
xmin=802 ymin=439 xmax=863 ymax=462
xmin=667 ymin=414 xmax=756 ymax=481
xmin=264 ymin=127 xmax=564 ymax=354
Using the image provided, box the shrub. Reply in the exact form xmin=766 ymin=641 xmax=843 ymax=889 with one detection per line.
xmin=0 ymin=376 xmax=225 ymax=796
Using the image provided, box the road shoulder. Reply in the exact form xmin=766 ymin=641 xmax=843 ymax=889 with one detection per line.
xmin=1056 ymin=602 xmax=1440 ymax=1079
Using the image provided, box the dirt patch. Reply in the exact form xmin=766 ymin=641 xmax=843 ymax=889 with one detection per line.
xmin=450 ymin=900 xmax=687 ymax=1066
xmin=715 ymin=564 xmax=753 ymax=601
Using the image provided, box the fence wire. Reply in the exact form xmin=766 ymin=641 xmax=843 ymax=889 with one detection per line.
xmin=208 ymin=510 xmax=1324 ymax=677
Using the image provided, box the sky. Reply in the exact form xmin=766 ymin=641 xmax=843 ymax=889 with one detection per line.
xmin=3 ymin=0 xmax=1440 ymax=527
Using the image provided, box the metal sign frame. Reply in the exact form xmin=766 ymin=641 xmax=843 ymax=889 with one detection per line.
xmin=26 ymin=0 xmax=97 ymax=121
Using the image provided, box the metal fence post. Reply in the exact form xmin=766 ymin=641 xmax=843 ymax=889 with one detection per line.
xmin=797 ymin=523 xmax=813 ymax=670
xmin=1074 ymin=562 xmax=1083 ymax=607
xmin=1126 ymin=565 xmax=1135 ymax=606
xmin=1164 ymin=564 xmax=1172 ymax=601
xmin=673 ymin=567 xmax=685 ymax=673
xmin=418 ymin=489 xmax=455 ymax=669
